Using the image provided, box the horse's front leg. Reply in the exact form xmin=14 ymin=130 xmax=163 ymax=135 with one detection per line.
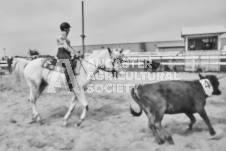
xmin=76 ymin=89 xmax=88 ymax=127
xmin=62 ymin=95 xmax=77 ymax=126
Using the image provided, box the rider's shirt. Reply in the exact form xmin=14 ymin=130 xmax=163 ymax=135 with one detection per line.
xmin=57 ymin=31 xmax=72 ymax=52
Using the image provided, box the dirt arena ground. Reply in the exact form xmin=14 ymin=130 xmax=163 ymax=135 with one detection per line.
xmin=0 ymin=72 xmax=226 ymax=151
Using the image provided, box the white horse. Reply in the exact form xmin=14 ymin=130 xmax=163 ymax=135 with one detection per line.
xmin=12 ymin=48 xmax=124 ymax=126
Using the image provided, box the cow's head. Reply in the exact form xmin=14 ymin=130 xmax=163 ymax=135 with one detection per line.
xmin=199 ymin=74 xmax=221 ymax=95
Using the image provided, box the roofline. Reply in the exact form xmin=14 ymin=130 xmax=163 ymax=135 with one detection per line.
xmin=181 ymin=32 xmax=226 ymax=37
xmin=157 ymin=45 xmax=184 ymax=48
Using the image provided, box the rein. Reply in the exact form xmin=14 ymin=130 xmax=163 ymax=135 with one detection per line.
xmin=82 ymin=59 xmax=116 ymax=73
xmin=79 ymin=59 xmax=87 ymax=75
xmin=80 ymin=50 xmax=119 ymax=75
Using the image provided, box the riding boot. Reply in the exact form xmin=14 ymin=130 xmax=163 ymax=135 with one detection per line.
xmin=68 ymin=82 xmax=74 ymax=92
xmin=64 ymin=68 xmax=74 ymax=92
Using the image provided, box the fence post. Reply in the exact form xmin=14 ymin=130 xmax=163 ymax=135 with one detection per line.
xmin=160 ymin=56 xmax=162 ymax=71
xmin=192 ymin=59 xmax=195 ymax=71
xmin=218 ymin=55 xmax=220 ymax=72
xmin=208 ymin=55 xmax=210 ymax=71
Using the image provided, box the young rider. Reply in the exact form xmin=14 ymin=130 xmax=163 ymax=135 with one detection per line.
xmin=56 ymin=22 xmax=81 ymax=91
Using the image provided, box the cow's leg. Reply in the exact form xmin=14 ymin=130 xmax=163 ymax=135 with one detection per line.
xmin=155 ymin=111 xmax=174 ymax=144
xmin=62 ymin=95 xmax=77 ymax=127
xmin=148 ymin=118 xmax=164 ymax=144
xmin=146 ymin=111 xmax=165 ymax=144
xmin=185 ymin=113 xmax=196 ymax=130
xmin=198 ymin=108 xmax=215 ymax=135
xmin=76 ymin=88 xmax=88 ymax=127
xmin=154 ymin=122 xmax=174 ymax=144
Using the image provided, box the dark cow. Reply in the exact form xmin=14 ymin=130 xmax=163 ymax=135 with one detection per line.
xmin=130 ymin=74 xmax=221 ymax=144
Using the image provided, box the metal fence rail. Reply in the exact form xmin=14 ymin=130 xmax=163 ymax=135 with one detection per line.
xmin=0 ymin=60 xmax=8 ymax=67
xmin=122 ymin=51 xmax=226 ymax=72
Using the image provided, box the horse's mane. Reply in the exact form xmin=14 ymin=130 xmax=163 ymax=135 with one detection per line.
xmin=86 ymin=49 xmax=107 ymax=59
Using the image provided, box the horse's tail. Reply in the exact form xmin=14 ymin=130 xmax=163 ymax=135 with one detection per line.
xmin=130 ymin=84 xmax=142 ymax=116
xmin=12 ymin=58 xmax=30 ymax=82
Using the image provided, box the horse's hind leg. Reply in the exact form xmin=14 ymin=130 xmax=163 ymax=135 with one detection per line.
xmin=62 ymin=95 xmax=77 ymax=127
xmin=26 ymin=79 xmax=43 ymax=124
xmin=28 ymin=84 xmax=41 ymax=123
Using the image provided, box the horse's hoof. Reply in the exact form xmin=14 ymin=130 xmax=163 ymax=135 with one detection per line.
xmin=36 ymin=116 xmax=41 ymax=122
xmin=62 ymin=121 xmax=68 ymax=127
xmin=77 ymin=119 xmax=84 ymax=127
xmin=77 ymin=122 xmax=82 ymax=127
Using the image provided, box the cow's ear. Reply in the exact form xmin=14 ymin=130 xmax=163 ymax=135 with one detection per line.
xmin=199 ymin=74 xmax=205 ymax=79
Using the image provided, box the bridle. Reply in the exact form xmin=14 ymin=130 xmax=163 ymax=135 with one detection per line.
xmin=82 ymin=51 xmax=122 ymax=77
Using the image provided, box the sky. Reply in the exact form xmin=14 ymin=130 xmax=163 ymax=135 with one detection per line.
xmin=0 ymin=0 xmax=226 ymax=57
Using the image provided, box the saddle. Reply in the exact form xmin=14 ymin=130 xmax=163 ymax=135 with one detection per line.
xmin=42 ymin=57 xmax=64 ymax=73
xmin=42 ymin=57 xmax=78 ymax=74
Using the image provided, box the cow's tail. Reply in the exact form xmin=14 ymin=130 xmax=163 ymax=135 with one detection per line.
xmin=130 ymin=84 xmax=142 ymax=116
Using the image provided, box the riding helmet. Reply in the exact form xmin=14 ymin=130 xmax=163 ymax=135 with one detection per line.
xmin=60 ymin=22 xmax=71 ymax=31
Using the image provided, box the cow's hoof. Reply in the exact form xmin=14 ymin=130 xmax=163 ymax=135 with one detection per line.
xmin=210 ymin=130 xmax=216 ymax=136
xmin=182 ymin=125 xmax=192 ymax=131
xmin=208 ymin=128 xmax=223 ymax=140
xmin=187 ymin=127 xmax=192 ymax=131
xmin=25 ymin=119 xmax=36 ymax=124
xmin=167 ymin=138 xmax=174 ymax=145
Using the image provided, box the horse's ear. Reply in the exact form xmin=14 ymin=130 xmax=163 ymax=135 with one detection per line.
xmin=108 ymin=47 xmax=112 ymax=54
xmin=119 ymin=49 xmax=123 ymax=53
xmin=199 ymin=74 xmax=205 ymax=79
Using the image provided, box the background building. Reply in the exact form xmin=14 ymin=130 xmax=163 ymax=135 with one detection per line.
xmin=181 ymin=25 xmax=226 ymax=71
xmin=73 ymin=25 xmax=226 ymax=55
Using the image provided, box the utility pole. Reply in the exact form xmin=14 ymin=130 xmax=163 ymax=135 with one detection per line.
xmin=80 ymin=1 xmax=85 ymax=58
xmin=3 ymin=48 xmax=6 ymax=58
